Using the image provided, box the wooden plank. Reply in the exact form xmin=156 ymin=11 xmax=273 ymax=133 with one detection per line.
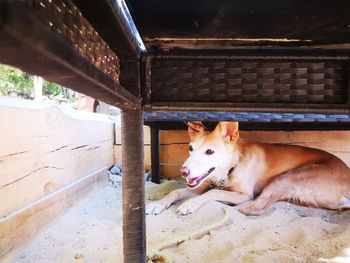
xmin=0 ymin=167 xmax=108 ymax=262
xmin=158 ymin=130 xmax=350 ymax=179
xmin=114 ymin=145 xmax=123 ymax=165
xmin=0 ymin=97 xmax=114 ymax=217
xmin=160 ymin=144 xmax=188 ymax=164
xmin=240 ymin=131 xmax=350 ymax=152
xmin=115 ymin=129 xmax=350 ymax=179
xmin=160 ymin=164 xmax=182 ymax=179
xmin=115 ymin=125 xmax=150 ymax=145
xmin=114 ymin=145 xmax=151 ymax=170
xmin=160 ymin=130 xmax=350 ymax=149
xmin=160 ymin=130 xmax=189 ymax=144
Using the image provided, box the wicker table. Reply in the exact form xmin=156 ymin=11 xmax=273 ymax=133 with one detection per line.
xmin=1 ymin=1 xmax=350 ymax=262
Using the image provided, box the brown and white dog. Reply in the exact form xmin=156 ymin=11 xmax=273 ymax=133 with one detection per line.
xmin=146 ymin=121 xmax=350 ymax=216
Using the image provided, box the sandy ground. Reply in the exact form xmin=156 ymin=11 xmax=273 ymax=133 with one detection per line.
xmin=12 ymin=179 xmax=350 ymax=263
xmin=12 ymin=183 xmax=123 ymax=263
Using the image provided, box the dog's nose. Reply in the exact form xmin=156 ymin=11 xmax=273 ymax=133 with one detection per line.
xmin=180 ymin=167 xmax=190 ymax=177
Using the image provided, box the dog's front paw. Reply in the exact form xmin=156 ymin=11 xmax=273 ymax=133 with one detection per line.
xmin=146 ymin=201 xmax=167 ymax=215
xmin=177 ymin=199 xmax=202 ymax=215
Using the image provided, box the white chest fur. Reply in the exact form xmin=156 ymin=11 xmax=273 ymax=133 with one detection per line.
xmin=230 ymin=151 xmax=266 ymax=198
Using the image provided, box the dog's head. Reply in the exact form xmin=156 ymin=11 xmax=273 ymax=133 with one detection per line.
xmin=180 ymin=121 xmax=240 ymax=188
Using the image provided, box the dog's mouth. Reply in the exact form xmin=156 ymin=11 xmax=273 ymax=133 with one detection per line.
xmin=186 ymin=167 xmax=215 ymax=188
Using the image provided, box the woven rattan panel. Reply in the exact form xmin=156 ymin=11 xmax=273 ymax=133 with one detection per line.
xmin=151 ymin=59 xmax=349 ymax=104
xmin=27 ymin=0 xmax=120 ymax=83
xmin=144 ymin=111 xmax=350 ymax=123
xmin=143 ymin=112 xmax=350 ymax=130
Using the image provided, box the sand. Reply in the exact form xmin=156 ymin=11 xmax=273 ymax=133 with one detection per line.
xmin=12 ymin=183 xmax=123 ymax=263
xmin=12 ymin=179 xmax=350 ymax=263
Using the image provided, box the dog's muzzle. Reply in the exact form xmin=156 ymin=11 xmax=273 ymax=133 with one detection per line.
xmin=186 ymin=167 xmax=215 ymax=188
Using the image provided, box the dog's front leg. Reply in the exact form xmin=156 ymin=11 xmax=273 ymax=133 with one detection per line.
xmin=146 ymin=187 xmax=206 ymax=215
xmin=177 ymin=189 xmax=251 ymax=215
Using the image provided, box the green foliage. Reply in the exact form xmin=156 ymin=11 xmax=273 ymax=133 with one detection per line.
xmin=0 ymin=64 xmax=34 ymax=98
xmin=43 ymin=81 xmax=62 ymax=96
xmin=0 ymin=64 xmax=64 ymax=99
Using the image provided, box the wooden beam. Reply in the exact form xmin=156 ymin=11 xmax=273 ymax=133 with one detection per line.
xmin=0 ymin=1 xmax=140 ymax=110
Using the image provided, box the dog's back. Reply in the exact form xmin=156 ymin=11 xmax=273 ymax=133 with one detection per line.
xmin=238 ymin=141 xmax=350 ymax=214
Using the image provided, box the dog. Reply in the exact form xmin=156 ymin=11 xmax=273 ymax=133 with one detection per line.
xmin=146 ymin=121 xmax=350 ymax=216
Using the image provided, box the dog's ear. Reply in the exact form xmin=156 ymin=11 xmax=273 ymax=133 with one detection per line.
xmin=215 ymin=122 xmax=239 ymax=142
xmin=185 ymin=121 xmax=205 ymax=141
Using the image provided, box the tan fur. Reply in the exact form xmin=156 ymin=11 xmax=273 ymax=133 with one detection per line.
xmin=146 ymin=122 xmax=350 ymax=216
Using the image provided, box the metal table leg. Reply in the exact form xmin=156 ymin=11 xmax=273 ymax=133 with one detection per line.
xmin=150 ymin=127 xmax=160 ymax=184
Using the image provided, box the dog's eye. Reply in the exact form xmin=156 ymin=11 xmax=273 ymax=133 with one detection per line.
xmin=205 ymin=149 xmax=214 ymax=155
xmin=189 ymin=145 xmax=193 ymax=151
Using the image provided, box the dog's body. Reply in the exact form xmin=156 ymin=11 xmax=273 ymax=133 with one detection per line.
xmin=146 ymin=121 xmax=350 ymax=216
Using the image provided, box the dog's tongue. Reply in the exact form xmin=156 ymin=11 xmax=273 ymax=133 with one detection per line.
xmin=188 ymin=177 xmax=197 ymax=185
xmin=187 ymin=176 xmax=203 ymax=187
